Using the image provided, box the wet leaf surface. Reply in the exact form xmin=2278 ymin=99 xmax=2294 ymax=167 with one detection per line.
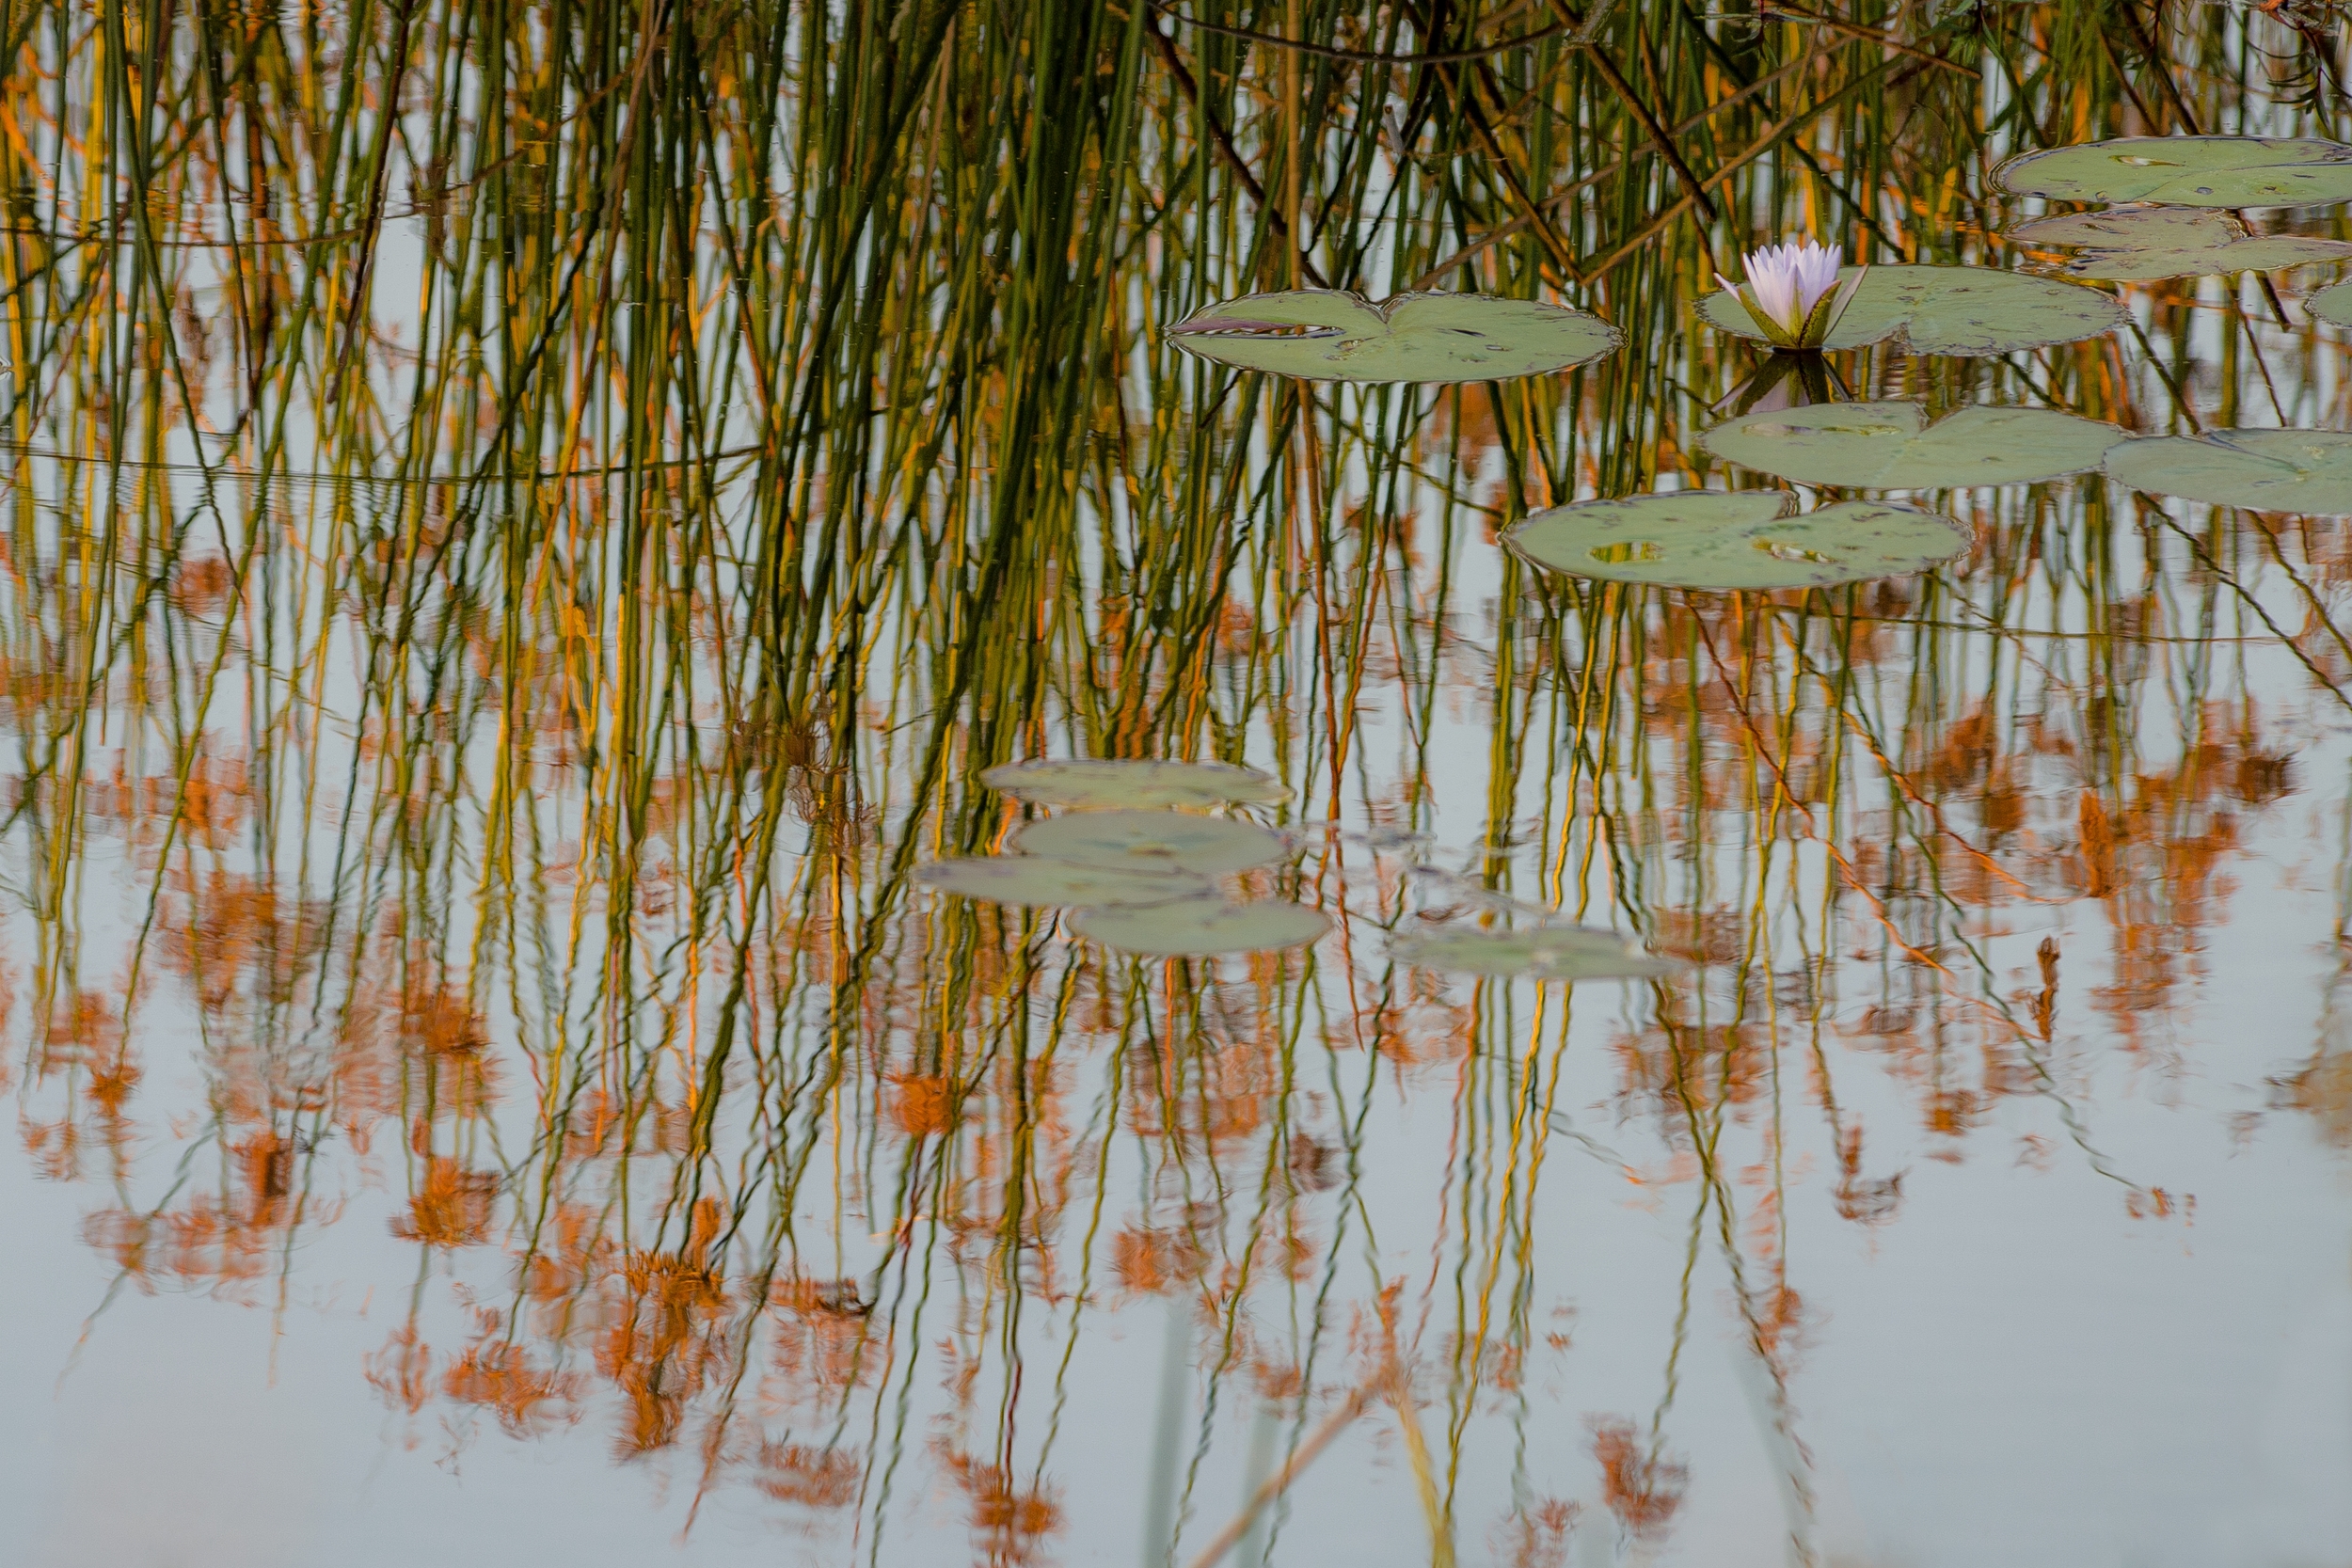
xmin=2310 ymin=278 xmax=2352 ymax=326
xmin=1994 ymin=135 xmax=2352 ymax=208
xmin=1506 ymin=491 xmax=1973 ymax=591
xmin=1072 ymin=898 xmax=1329 ymax=955
xmin=2105 ymin=429 xmax=2352 ymax=516
xmin=1167 ymin=289 xmax=1622 ymax=382
xmin=2009 ymin=207 xmax=2352 ymax=280
xmin=1698 ymin=265 xmax=2126 ymax=355
xmin=1700 ymin=401 xmax=2127 ymax=489
xmin=914 ymin=855 xmax=1212 ymax=909
xmin=1009 ymin=809 xmax=1290 ymax=875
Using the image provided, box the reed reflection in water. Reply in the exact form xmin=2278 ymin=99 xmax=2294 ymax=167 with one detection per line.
xmin=0 ymin=2 xmax=2350 ymax=1566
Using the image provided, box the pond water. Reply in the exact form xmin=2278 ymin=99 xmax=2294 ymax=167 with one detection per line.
xmin=2 ymin=5 xmax=2351 ymax=1567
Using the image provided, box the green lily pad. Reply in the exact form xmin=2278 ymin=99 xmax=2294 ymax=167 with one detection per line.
xmin=1388 ymin=926 xmax=1683 ymax=980
xmin=915 ymin=856 xmax=1211 ymax=910
xmin=1166 ymin=290 xmax=1621 ymax=383
xmin=1010 ymin=810 xmax=1290 ymax=875
xmin=1698 ymin=265 xmax=2125 ymax=356
xmin=1073 ymin=899 xmax=1330 ymax=956
xmin=1994 ymin=135 xmax=2352 ymax=209
xmin=1505 ymin=491 xmax=1971 ymax=591
xmin=2104 ymin=429 xmax=2352 ymax=516
xmin=2310 ymin=279 xmax=2352 ymax=327
xmin=1700 ymin=401 xmax=2126 ymax=489
xmin=980 ymin=758 xmax=1288 ymax=809
xmin=2009 ymin=208 xmax=2352 ymax=281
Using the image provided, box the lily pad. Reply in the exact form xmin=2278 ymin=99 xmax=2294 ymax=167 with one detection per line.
xmin=1700 ymin=401 xmax=2126 ymax=489
xmin=981 ymin=757 xmax=1288 ymax=809
xmin=1073 ymin=899 xmax=1330 ymax=957
xmin=1506 ymin=491 xmax=1971 ymax=591
xmin=1010 ymin=810 xmax=1290 ymax=876
xmin=1994 ymin=135 xmax=2352 ymax=209
xmin=1166 ymin=290 xmax=1621 ymax=383
xmin=2009 ymin=207 xmax=2352 ymax=281
xmin=1388 ymin=926 xmax=1683 ymax=980
xmin=2104 ymin=429 xmax=2352 ymax=517
xmin=915 ymin=856 xmax=1211 ymax=910
xmin=1698 ymin=265 xmax=2126 ymax=356
xmin=2310 ymin=279 xmax=2352 ymax=327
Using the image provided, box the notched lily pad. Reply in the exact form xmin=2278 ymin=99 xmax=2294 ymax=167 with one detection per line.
xmin=1073 ymin=899 xmax=1330 ymax=956
xmin=1994 ymin=135 xmax=2352 ymax=209
xmin=1166 ymin=290 xmax=1621 ymax=383
xmin=1698 ymin=265 xmax=2125 ymax=356
xmin=1010 ymin=810 xmax=1290 ymax=875
xmin=1389 ymin=926 xmax=1683 ymax=980
xmin=1506 ymin=491 xmax=1971 ymax=591
xmin=981 ymin=758 xmax=1288 ymax=809
xmin=2009 ymin=207 xmax=2352 ymax=281
xmin=915 ymin=856 xmax=1211 ymax=910
xmin=2309 ymin=279 xmax=2352 ymax=328
xmin=2104 ymin=429 xmax=2352 ymax=517
xmin=1701 ymin=401 xmax=2126 ymax=489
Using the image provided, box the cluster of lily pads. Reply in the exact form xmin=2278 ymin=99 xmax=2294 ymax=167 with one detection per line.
xmin=1997 ymin=135 xmax=2352 ymax=347
xmin=914 ymin=759 xmax=1329 ymax=957
xmin=1166 ymin=134 xmax=2352 ymax=594
xmin=920 ymin=136 xmax=2352 ymax=968
xmin=914 ymin=758 xmax=1682 ymax=981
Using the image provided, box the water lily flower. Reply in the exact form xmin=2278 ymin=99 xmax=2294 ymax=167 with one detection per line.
xmin=1716 ymin=239 xmax=1866 ymax=350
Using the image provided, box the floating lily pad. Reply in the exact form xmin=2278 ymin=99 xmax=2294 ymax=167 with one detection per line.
xmin=1701 ymin=401 xmax=2125 ymax=489
xmin=2009 ymin=208 xmax=2352 ymax=281
xmin=2310 ymin=279 xmax=2352 ymax=327
xmin=1073 ymin=899 xmax=1330 ymax=956
xmin=1010 ymin=810 xmax=1290 ymax=875
xmin=1388 ymin=926 xmax=1683 ymax=980
xmin=1506 ymin=492 xmax=1971 ymax=591
xmin=1698 ymin=265 xmax=2125 ymax=356
xmin=1166 ymin=290 xmax=1621 ymax=383
xmin=915 ymin=856 xmax=1211 ymax=910
xmin=2104 ymin=429 xmax=2352 ymax=516
xmin=981 ymin=757 xmax=1288 ymax=809
xmin=1994 ymin=135 xmax=2352 ymax=209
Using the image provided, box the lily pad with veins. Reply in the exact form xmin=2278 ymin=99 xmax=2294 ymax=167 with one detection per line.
xmin=2009 ymin=207 xmax=2352 ymax=281
xmin=1507 ymin=491 xmax=1972 ymax=592
xmin=1010 ymin=810 xmax=1290 ymax=876
xmin=1700 ymin=401 xmax=2126 ymax=489
xmin=2104 ymin=429 xmax=2352 ymax=517
xmin=914 ymin=856 xmax=1212 ymax=910
xmin=1699 ymin=264 xmax=2125 ymax=356
xmin=1994 ymin=135 xmax=2352 ymax=209
xmin=1166 ymin=290 xmax=1621 ymax=383
xmin=1389 ymin=926 xmax=1684 ymax=981
xmin=981 ymin=757 xmax=1288 ymax=809
xmin=1073 ymin=899 xmax=1329 ymax=956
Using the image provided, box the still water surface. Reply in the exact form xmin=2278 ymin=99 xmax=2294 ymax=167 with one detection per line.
xmin=2 ymin=3 xmax=2351 ymax=1566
